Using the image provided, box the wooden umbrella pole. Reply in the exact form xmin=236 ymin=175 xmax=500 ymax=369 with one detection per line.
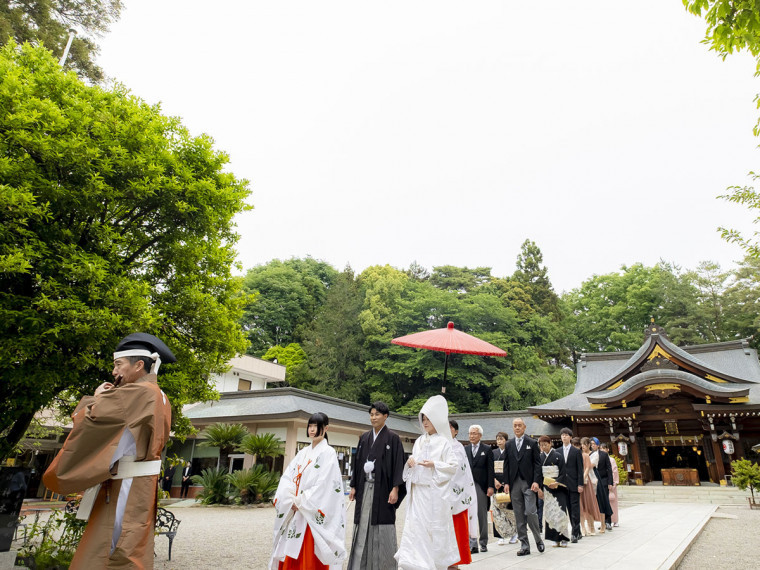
xmin=442 ymin=352 xmax=449 ymax=394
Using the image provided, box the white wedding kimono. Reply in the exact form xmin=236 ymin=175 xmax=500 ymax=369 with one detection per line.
xmin=269 ymin=439 xmax=347 ymax=569
xmin=395 ymin=395 xmax=460 ymax=570
xmin=450 ymin=441 xmax=479 ymax=540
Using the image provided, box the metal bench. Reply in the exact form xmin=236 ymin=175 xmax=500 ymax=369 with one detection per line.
xmin=155 ymin=506 xmax=181 ymax=561
xmin=64 ymin=500 xmax=181 ymax=560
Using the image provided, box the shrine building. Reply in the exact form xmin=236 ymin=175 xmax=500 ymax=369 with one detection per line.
xmin=528 ymin=322 xmax=760 ymax=485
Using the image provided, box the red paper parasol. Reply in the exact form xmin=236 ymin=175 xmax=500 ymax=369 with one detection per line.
xmin=391 ymin=321 xmax=507 ymax=392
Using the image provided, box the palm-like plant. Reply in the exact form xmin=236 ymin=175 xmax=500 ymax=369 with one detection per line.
xmin=190 ymin=467 xmax=230 ymax=504
xmin=238 ymin=432 xmax=285 ymax=471
xmin=198 ymin=423 xmax=250 ymax=471
xmin=227 ymin=465 xmax=280 ymax=504
xmin=255 ymin=467 xmax=280 ymax=501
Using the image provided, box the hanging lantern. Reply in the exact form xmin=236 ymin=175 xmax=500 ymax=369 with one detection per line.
xmin=617 ymin=441 xmax=628 ymax=456
xmin=722 ymin=440 xmax=735 ymax=455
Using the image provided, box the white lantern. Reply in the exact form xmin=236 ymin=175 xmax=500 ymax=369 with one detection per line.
xmin=617 ymin=441 xmax=628 ymax=456
xmin=722 ymin=440 xmax=735 ymax=455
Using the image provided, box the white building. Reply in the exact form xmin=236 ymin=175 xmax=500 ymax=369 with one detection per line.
xmin=209 ymin=355 xmax=286 ymax=392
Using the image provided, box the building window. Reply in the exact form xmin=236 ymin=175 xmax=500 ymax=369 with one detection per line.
xmin=238 ymin=379 xmax=252 ymax=391
xmin=191 ymin=457 xmax=219 ymax=477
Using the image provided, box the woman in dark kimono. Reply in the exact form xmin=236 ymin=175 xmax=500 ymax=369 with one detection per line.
xmin=589 ymin=437 xmax=613 ymax=529
xmin=537 ymin=436 xmax=570 ymax=547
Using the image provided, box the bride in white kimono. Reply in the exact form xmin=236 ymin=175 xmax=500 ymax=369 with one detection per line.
xmin=395 ymin=395 xmax=460 ymax=570
xmin=269 ymin=412 xmax=347 ymax=570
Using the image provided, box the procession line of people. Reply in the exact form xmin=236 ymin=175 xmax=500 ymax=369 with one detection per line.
xmin=268 ymin=399 xmax=621 ymax=570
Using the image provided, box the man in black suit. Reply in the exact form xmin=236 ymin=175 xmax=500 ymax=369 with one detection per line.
xmin=180 ymin=461 xmax=192 ymax=499
xmin=162 ymin=463 xmax=176 ymax=494
xmin=559 ymin=427 xmax=584 ymax=542
xmin=466 ymin=424 xmax=494 ymax=553
xmin=592 ymin=437 xmax=614 ymax=530
xmin=502 ymin=418 xmax=543 ymax=556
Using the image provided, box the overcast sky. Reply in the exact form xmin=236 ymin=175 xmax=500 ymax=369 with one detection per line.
xmin=96 ymin=1 xmax=759 ymax=293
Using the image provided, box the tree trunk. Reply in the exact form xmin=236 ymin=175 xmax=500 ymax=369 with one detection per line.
xmin=0 ymin=410 xmax=36 ymax=463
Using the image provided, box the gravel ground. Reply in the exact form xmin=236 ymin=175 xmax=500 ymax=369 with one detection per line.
xmin=676 ymin=505 xmax=760 ymax=569
xmin=153 ymin=500 xmax=401 ymax=570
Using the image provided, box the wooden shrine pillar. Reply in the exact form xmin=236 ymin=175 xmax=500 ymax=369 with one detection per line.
xmin=710 ymin=438 xmax=726 ymax=483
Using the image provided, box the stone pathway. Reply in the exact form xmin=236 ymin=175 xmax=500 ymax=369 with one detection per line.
xmin=468 ymin=503 xmax=716 ymax=570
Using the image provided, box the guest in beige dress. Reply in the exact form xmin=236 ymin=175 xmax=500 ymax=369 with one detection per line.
xmin=579 ymin=437 xmax=603 ymax=536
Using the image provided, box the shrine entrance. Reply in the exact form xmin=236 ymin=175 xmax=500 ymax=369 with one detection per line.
xmin=644 ymin=436 xmax=710 ymax=483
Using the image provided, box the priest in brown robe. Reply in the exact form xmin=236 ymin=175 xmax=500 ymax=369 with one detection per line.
xmin=44 ymin=333 xmax=175 ymax=569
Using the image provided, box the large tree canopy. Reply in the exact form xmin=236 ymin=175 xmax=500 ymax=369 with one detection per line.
xmin=685 ymin=1 xmax=760 ymax=257
xmin=0 ymin=43 xmax=250 ymax=461
xmin=240 ymin=258 xmax=337 ymax=355
xmin=0 ymin=0 xmax=122 ymax=83
xmin=243 ymin=250 xmax=759 ymax=414
xmin=563 ymin=259 xmax=760 ymax=359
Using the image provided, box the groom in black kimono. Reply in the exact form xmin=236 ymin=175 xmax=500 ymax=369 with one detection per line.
xmin=348 ymin=401 xmax=406 ymax=569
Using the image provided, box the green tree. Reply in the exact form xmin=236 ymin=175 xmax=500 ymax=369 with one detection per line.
xmin=405 ymin=260 xmax=430 ymax=281
xmin=261 ymin=343 xmax=308 ymax=383
xmin=299 ymin=267 xmax=365 ymax=400
xmin=359 ymin=269 xmax=568 ymax=413
xmin=562 ymin=260 xmax=760 ymax=359
xmin=197 ymin=423 xmax=249 ymax=471
xmin=730 ymin=458 xmax=760 ymax=504
xmin=684 ymin=0 xmax=760 ymax=74
xmin=240 ymin=258 xmax=337 ymax=355
xmin=238 ymin=432 xmax=285 ymax=471
xmin=563 ymin=263 xmax=693 ymax=357
xmin=0 ymin=44 xmax=250 ymax=462
xmin=723 ymin=255 xmax=760 ymax=347
xmin=0 ymin=0 xmax=123 ymax=83
xmin=718 ymin=173 xmax=760 ymax=258
xmin=684 ymin=1 xmax=760 ymax=257
xmin=429 ymin=265 xmax=492 ymax=293
xmin=512 ymin=239 xmax=562 ymax=319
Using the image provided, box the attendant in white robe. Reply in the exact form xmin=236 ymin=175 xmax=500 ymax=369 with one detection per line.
xmin=448 ymin=419 xmax=478 ymax=568
xmin=269 ymin=412 xmax=347 ymax=570
xmin=395 ymin=395 xmax=460 ymax=570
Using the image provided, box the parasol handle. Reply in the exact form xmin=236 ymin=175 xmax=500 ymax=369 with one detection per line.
xmin=442 ymin=352 xmax=449 ymax=393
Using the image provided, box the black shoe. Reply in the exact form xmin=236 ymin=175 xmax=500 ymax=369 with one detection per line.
xmin=571 ymin=537 xmax=578 ymax=544
xmin=537 ymin=542 xmax=545 ymax=553
xmin=606 ymin=523 xmax=613 ymax=531
xmin=470 ymin=547 xmax=479 ymax=554
xmin=480 ymin=546 xmax=488 ymax=553
xmin=517 ymin=549 xmax=530 ymax=556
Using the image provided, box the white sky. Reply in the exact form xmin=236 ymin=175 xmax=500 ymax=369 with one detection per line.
xmin=97 ymin=1 xmax=760 ymax=293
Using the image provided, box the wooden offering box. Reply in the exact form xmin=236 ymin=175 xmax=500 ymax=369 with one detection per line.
xmin=662 ymin=468 xmax=699 ymax=486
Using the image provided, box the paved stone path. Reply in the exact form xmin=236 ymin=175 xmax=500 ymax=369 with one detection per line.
xmin=467 ymin=503 xmax=716 ymax=569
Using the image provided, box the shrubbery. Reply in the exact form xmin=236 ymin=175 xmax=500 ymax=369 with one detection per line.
xmin=191 ymin=465 xmax=280 ymax=505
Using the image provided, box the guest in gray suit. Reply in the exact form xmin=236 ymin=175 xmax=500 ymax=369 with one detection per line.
xmin=502 ymin=418 xmax=544 ymax=556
